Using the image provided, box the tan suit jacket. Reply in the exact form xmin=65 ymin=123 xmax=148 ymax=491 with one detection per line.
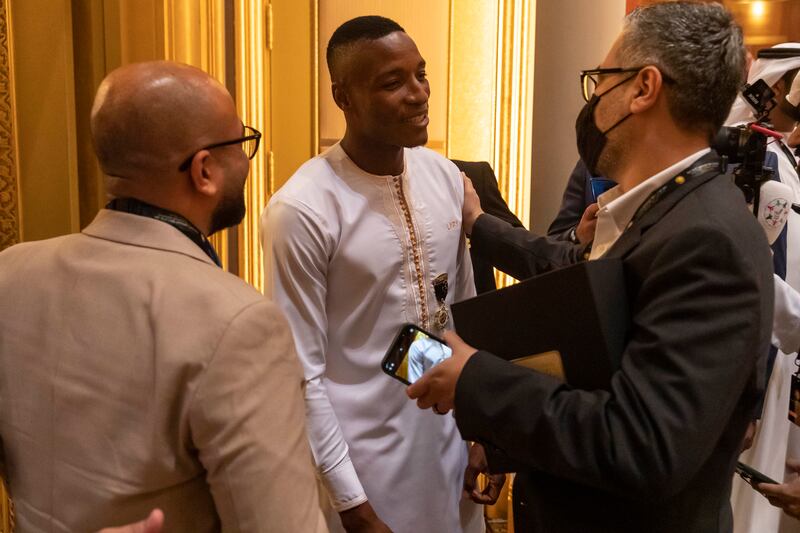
xmin=0 ymin=209 xmax=327 ymax=532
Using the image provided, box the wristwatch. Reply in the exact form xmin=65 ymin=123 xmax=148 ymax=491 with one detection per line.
xmin=568 ymin=226 xmax=580 ymax=244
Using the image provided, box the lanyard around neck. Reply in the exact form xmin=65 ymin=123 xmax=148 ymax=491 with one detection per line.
xmin=106 ymin=198 xmax=221 ymax=267
xmin=629 ymin=160 xmax=719 ymax=226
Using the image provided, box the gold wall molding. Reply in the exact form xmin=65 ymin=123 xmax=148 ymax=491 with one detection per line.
xmin=494 ymin=0 xmax=534 ymax=233
xmin=234 ymin=0 xmax=269 ymax=292
xmin=493 ymin=0 xmax=535 ymax=288
xmin=0 ymin=0 xmax=19 ymax=251
xmin=449 ymin=0 xmax=534 ymax=289
xmin=163 ymin=0 xmax=230 ymax=271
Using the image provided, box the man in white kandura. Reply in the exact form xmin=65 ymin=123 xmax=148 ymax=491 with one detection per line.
xmin=728 ymin=45 xmax=800 ymax=533
xmin=261 ymin=15 xmax=493 ymax=533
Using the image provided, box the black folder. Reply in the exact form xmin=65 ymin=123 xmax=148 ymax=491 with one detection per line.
xmin=451 ymin=258 xmax=629 ymax=390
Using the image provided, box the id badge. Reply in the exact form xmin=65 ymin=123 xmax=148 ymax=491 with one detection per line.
xmin=789 ymin=373 xmax=800 ymax=427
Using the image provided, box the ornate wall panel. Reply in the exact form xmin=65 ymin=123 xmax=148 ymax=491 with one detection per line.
xmin=0 ymin=0 xmax=18 ymax=251
xmin=449 ymin=0 xmax=535 ymax=289
xmin=234 ymin=0 xmax=269 ymax=292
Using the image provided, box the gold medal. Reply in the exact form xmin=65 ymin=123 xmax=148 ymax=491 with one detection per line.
xmin=432 ymin=273 xmax=449 ymax=330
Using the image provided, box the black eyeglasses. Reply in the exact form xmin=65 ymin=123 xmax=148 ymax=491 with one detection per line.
xmin=178 ymin=125 xmax=262 ymax=171
xmin=580 ymin=66 xmax=675 ymax=102
xmin=580 ymin=67 xmax=643 ymax=102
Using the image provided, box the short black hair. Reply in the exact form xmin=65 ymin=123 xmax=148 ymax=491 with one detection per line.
xmin=326 ymin=16 xmax=405 ymax=79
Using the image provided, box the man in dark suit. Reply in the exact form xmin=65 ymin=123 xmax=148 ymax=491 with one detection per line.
xmin=409 ymin=3 xmax=774 ymax=531
xmin=546 ymin=158 xmax=594 ymax=240
xmin=451 ymin=160 xmax=524 ymax=293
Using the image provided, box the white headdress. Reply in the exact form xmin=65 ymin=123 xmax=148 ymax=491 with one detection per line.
xmin=725 ymin=43 xmax=800 ymax=126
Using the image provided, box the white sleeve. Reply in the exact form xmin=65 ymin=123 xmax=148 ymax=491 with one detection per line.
xmin=453 ymin=171 xmax=477 ymax=303
xmin=773 ymin=274 xmax=800 ymax=354
xmin=261 ymin=197 xmax=368 ymax=512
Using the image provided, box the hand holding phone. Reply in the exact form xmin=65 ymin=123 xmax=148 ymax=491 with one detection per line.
xmin=736 ymin=461 xmax=778 ymax=487
xmin=382 ymin=324 xmax=452 ymax=385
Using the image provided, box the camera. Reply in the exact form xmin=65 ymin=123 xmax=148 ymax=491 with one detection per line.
xmin=712 ymin=79 xmax=777 ymax=206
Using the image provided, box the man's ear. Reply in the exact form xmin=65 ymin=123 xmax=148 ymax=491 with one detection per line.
xmin=629 ymin=66 xmax=663 ymax=114
xmin=188 ymin=150 xmax=219 ymax=198
xmin=332 ymin=81 xmax=349 ymax=111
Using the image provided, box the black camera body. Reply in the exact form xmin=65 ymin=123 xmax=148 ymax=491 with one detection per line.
xmin=711 ymin=79 xmax=776 ymax=206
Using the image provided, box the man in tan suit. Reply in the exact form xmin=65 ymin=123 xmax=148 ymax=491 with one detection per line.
xmin=0 ymin=61 xmax=326 ymax=532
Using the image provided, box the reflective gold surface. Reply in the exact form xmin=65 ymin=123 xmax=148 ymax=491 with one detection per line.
xmin=0 ymin=0 xmax=19 ymax=251
xmin=163 ymin=0 xmax=230 ymax=270
xmin=234 ymin=0 xmax=269 ymax=292
xmin=448 ymin=0 xmax=534 ymax=290
xmin=493 ymin=0 xmax=535 ymax=289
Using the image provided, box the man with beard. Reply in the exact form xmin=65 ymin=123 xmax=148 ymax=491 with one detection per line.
xmin=0 ymin=61 xmax=325 ymax=532
xmin=261 ymin=15 xmax=489 ymax=533
xmin=409 ymin=3 xmax=774 ymax=532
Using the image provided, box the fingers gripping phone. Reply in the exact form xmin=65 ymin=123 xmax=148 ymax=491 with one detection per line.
xmin=736 ymin=461 xmax=778 ymax=487
xmin=382 ymin=324 xmax=452 ymax=385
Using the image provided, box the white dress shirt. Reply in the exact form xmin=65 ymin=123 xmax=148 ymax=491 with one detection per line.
xmin=589 ymin=148 xmax=711 ymax=260
xmin=261 ymin=143 xmax=482 ymax=533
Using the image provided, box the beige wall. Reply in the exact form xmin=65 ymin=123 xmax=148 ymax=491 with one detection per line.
xmin=529 ymin=0 xmax=625 ymax=232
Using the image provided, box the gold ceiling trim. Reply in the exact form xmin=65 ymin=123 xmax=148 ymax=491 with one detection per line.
xmin=235 ymin=0 xmax=268 ymax=292
xmin=0 ymin=0 xmax=20 ymax=251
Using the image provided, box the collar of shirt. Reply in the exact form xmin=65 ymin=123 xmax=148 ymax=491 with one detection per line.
xmin=589 ymin=147 xmax=711 ymax=260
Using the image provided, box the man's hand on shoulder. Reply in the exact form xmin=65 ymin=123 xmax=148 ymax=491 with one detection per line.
xmin=461 ymin=173 xmax=484 ymax=237
xmin=339 ymin=501 xmax=393 ymax=533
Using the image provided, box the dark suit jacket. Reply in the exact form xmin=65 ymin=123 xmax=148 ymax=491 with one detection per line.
xmin=547 ymin=159 xmax=594 ymax=239
xmin=451 ymin=160 xmax=524 ymax=293
xmin=452 ymin=159 xmax=582 ymax=287
xmin=455 ymin=153 xmax=774 ymax=532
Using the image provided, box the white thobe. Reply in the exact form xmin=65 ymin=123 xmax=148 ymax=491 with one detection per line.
xmin=261 ymin=143 xmax=483 ymax=533
xmin=732 ymin=136 xmax=800 ymax=533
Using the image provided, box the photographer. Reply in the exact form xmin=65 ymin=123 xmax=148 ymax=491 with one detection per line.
xmin=408 ymin=3 xmax=774 ymax=532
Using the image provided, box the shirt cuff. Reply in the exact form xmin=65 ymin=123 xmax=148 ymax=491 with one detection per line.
xmin=319 ymin=456 xmax=368 ymax=512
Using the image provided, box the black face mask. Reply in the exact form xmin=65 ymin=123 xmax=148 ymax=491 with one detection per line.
xmin=575 ymin=75 xmax=636 ymax=176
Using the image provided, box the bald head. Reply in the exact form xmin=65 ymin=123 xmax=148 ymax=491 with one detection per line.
xmin=90 ymin=61 xmax=235 ymax=180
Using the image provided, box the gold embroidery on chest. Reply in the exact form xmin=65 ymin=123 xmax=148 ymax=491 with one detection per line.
xmin=393 ymin=175 xmax=430 ymax=329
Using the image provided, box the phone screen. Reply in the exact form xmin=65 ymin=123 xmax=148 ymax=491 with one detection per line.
xmin=382 ymin=324 xmax=453 ymax=385
xmin=589 ymin=177 xmax=616 ymax=201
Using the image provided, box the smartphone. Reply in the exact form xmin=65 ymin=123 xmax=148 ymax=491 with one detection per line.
xmin=382 ymin=323 xmax=452 ymax=385
xmin=589 ymin=177 xmax=616 ymax=201
xmin=736 ymin=461 xmax=778 ymax=487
